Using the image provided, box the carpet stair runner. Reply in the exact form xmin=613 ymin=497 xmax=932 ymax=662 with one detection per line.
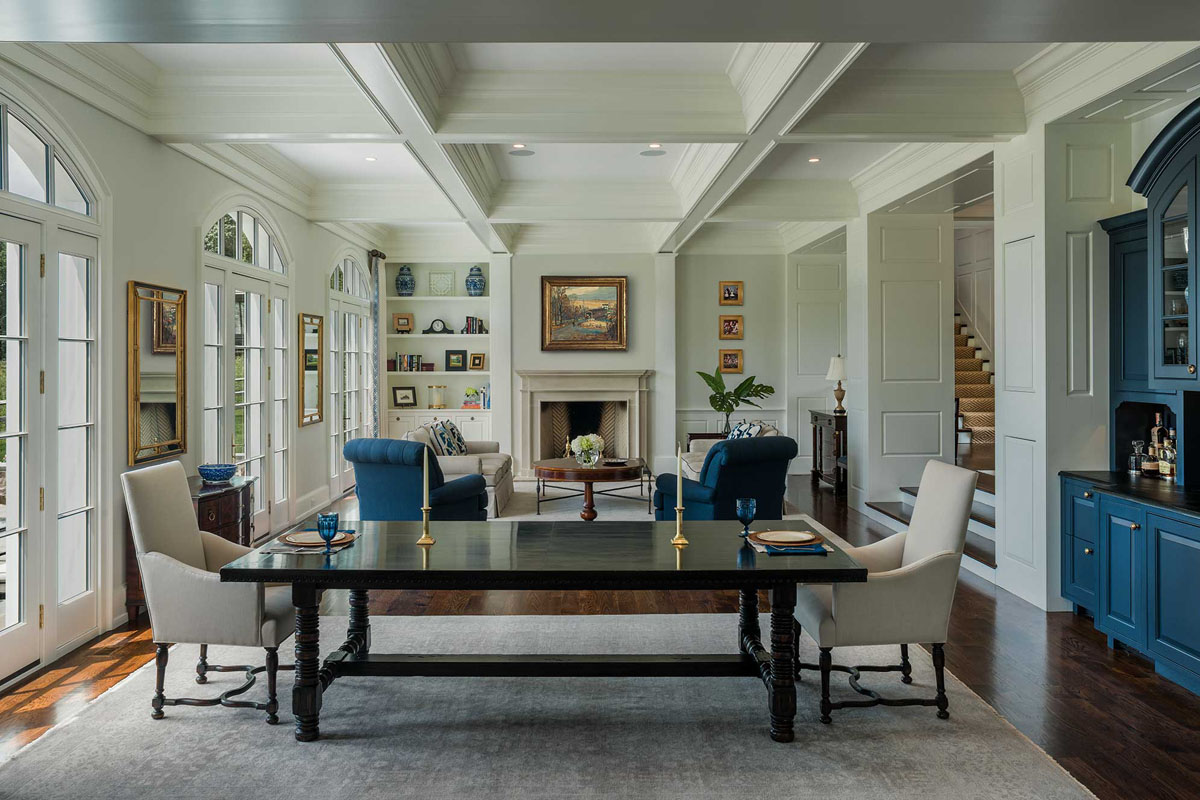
xmin=954 ymin=313 xmax=994 ymax=445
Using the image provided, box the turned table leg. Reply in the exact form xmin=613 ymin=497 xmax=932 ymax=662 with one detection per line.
xmin=348 ymin=589 xmax=371 ymax=656
xmin=581 ymin=482 xmax=597 ymax=521
xmin=738 ymin=588 xmax=760 ymax=656
xmin=768 ymin=586 xmax=797 ymax=743
xmin=292 ymin=583 xmax=323 ymax=742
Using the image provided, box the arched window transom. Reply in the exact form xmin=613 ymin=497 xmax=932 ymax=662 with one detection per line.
xmin=0 ymin=99 xmax=91 ymax=215
xmin=203 ymin=209 xmax=286 ymax=275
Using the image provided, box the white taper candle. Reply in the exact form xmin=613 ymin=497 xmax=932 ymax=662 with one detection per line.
xmin=677 ymin=444 xmax=683 ymax=503
xmin=423 ymin=445 xmax=430 ymax=508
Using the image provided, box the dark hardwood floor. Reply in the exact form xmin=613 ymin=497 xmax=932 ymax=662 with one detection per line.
xmin=3 ymin=478 xmax=1200 ymax=800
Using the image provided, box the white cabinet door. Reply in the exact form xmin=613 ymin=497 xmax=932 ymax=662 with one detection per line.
xmin=387 ymin=411 xmax=417 ymax=439
xmin=454 ymin=413 xmax=490 ymax=441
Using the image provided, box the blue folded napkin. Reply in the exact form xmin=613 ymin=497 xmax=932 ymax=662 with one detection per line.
xmin=764 ymin=544 xmax=827 ymax=556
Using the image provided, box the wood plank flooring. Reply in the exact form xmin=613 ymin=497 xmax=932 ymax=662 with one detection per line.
xmin=3 ymin=479 xmax=1200 ymax=800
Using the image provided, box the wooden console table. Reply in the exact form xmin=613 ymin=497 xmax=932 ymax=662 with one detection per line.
xmin=125 ymin=474 xmax=257 ymax=624
xmin=810 ymin=411 xmax=847 ymax=496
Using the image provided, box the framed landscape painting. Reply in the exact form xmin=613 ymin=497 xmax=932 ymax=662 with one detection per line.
xmin=541 ymin=276 xmax=628 ymax=351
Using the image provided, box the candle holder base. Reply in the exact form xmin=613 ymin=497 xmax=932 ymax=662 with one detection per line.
xmin=417 ymin=507 xmax=435 ymax=546
xmin=671 ymin=506 xmax=689 ymax=546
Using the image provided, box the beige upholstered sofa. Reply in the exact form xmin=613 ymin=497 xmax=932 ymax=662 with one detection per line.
xmin=402 ymin=427 xmax=514 ymax=518
xmin=682 ymin=420 xmax=782 ymax=480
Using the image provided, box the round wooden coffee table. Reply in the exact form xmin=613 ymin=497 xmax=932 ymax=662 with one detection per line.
xmin=531 ymin=457 xmax=649 ymax=521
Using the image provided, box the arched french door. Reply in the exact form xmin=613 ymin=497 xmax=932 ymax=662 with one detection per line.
xmin=328 ymin=257 xmax=371 ymax=496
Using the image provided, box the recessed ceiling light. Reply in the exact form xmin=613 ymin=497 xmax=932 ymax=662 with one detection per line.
xmin=807 ymin=157 xmax=821 ymax=163
xmin=511 ymin=143 xmax=526 ymax=149
xmin=648 ymin=143 xmax=662 ymax=149
xmin=508 ymin=146 xmax=535 ymax=156
xmin=640 ymin=146 xmax=666 ymax=157
xmin=364 ymin=156 xmax=377 ymax=162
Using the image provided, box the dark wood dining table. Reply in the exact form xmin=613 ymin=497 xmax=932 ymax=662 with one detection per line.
xmin=220 ymin=520 xmax=866 ymax=743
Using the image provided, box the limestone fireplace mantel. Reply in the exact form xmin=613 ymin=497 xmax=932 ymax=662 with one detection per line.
xmin=516 ymin=370 xmax=653 ymax=477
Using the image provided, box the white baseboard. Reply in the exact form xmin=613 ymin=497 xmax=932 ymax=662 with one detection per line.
xmin=295 ymin=485 xmax=332 ymax=521
xmin=959 ymin=557 xmax=997 ymax=584
xmin=789 ymin=456 xmax=812 ymax=475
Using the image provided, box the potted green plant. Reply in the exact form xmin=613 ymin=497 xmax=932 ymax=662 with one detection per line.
xmin=696 ymin=369 xmax=775 ymax=436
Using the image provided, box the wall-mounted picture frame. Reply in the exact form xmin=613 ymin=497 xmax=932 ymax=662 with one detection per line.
xmin=541 ymin=275 xmax=628 ymax=351
xmin=151 ymin=291 xmax=179 ymax=354
xmin=719 ymin=280 xmax=743 ymax=306
xmin=429 ymin=271 xmax=454 ymax=296
xmin=469 ymin=352 xmax=486 ymax=370
xmin=445 ymin=349 xmax=468 ymax=371
xmin=719 ymin=348 xmax=743 ymax=374
xmin=392 ymin=312 xmax=413 ymax=333
xmin=719 ymin=314 xmax=743 ymax=340
xmin=392 ymin=385 xmax=418 ymax=408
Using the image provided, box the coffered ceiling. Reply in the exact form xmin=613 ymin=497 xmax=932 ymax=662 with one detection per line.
xmin=8 ymin=37 xmax=1200 ymax=255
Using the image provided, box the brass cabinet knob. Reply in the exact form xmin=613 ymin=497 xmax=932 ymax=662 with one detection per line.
xmin=1131 ymin=523 xmax=1141 ymax=530
xmin=1083 ymin=491 xmax=1092 ymax=499
xmin=1190 ymin=364 xmax=1196 ymax=375
xmin=1084 ymin=547 xmax=1094 ymax=555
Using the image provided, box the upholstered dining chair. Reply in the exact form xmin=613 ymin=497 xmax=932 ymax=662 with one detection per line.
xmin=120 ymin=461 xmax=295 ymax=723
xmin=793 ymin=459 xmax=977 ymax=723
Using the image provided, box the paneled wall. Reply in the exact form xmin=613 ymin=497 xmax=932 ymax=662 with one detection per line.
xmin=954 ymin=225 xmax=995 ymax=363
xmin=787 ymin=247 xmax=847 ymax=474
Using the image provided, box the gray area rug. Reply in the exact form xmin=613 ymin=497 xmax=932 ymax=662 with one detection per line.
xmin=2 ymin=614 xmax=1092 ymax=800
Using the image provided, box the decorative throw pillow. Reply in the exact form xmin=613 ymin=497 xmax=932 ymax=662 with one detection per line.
xmin=727 ymin=421 xmax=763 ymax=440
xmin=428 ymin=420 xmax=468 ymax=456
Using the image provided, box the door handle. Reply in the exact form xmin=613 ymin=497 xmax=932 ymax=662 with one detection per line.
xmin=1083 ymin=547 xmax=1094 ymax=555
xmin=1083 ymin=491 xmax=1092 ymax=499
xmin=1190 ymin=365 xmax=1196 ymax=375
xmin=1130 ymin=523 xmax=1141 ymax=530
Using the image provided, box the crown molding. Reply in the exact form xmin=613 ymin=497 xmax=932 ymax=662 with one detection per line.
xmin=711 ymin=178 xmax=858 ymax=222
xmin=1017 ymin=41 xmax=1200 ymax=125
xmin=669 ymin=142 xmax=742 ymax=212
xmin=678 ymin=223 xmax=785 ymax=255
xmin=171 ymin=142 xmax=314 ymax=218
xmin=383 ymin=224 xmax=492 ymax=261
xmin=443 ymin=142 xmax=502 ymax=212
xmin=309 ymin=182 xmax=462 ymax=223
xmin=850 ymin=141 xmax=993 ymax=216
xmin=383 ymin=43 xmax=457 ymax=125
xmin=511 ymin=223 xmax=657 ymax=254
xmin=727 ymin=43 xmax=819 ymax=133
xmin=317 ymin=221 xmax=389 ymax=253
xmin=783 ymin=222 xmax=846 ymax=255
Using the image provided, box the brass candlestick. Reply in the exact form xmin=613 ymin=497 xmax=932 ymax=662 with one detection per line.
xmin=417 ymin=506 xmax=435 ymax=546
xmin=671 ymin=505 xmax=689 ymax=546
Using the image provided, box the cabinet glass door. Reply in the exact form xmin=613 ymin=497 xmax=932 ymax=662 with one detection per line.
xmin=1160 ymin=184 xmax=1190 ymax=368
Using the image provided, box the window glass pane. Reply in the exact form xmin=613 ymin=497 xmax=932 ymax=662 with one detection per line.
xmin=56 ymin=512 xmax=88 ymax=603
xmin=221 ymin=214 xmax=236 ymax=259
xmin=204 ymin=220 xmax=220 ymax=254
xmin=1 ymin=531 xmax=23 ymax=630
xmin=1 ymin=437 xmax=23 ymax=535
xmin=204 ymin=283 xmax=221 ymax=346
xmin=203 ymin=345 xmax=221 ymax=409
xmin=202 ymin=407 xmax=221 ymax=465
xmin=6 ymin=114 xmax=48 ymax=203
xmin=270 ymin=243 xmax=283 ymax=273
xmin=58 ymin=341 xmax=88 ymax=426
xmin=53 ymin=156 xmax=88 ymax=214
xmin=238 ymin=212 xmax=255 ymax=264
xmin=3 ymin=240 xmax=24 ymax=337
xmin=58 ymin=254 xmax=89 ymax=339
xmin=57 ymin=426 xmax=88 ymax=514
xmin=255 ymin=222 xmax=270 ymax=268
xmin=273 ymin=449 xmax=286 ymax=504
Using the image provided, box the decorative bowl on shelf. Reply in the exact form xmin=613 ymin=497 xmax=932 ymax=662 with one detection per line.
xmin=197 ymin=463 xmax=237 ymax=484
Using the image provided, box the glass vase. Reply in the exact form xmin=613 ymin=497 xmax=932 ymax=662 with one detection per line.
xmin=577 ymin=449 xmax=599 ymax=467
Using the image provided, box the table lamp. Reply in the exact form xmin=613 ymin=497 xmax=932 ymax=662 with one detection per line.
xmin=826 ymin=355 xmax=847 ymax=415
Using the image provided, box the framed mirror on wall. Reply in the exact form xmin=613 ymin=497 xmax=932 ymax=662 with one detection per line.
xmin=128 ymin=281 xmax=187 ymax=464
xmin=299 ymin=313 xmax=324 ymax=426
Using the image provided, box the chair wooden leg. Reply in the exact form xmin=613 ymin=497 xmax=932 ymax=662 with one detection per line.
xmin=195 ymin=644 xmax=209 ymax=684
xmin=932 ymin=643 xmax=950 ymax=719
xmin=152 ymin=643 xmax=169 ymax=720
xmin=264 ymin=647 xmax=280 ymax=725
xmin=819 ymin=647 xmax=833 ymax=724
xmin=900 ymin=643 xmax=913 ymax=684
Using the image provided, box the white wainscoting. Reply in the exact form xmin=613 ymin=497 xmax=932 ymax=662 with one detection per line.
xmin=954 ymin=225 xmax=994 ymax=362
xmin=1001 ymin=236 xmax=1037 ymax=392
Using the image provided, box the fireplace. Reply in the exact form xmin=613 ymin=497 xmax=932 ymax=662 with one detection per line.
xmin=516 ymin=370 xmax=653 ymax=476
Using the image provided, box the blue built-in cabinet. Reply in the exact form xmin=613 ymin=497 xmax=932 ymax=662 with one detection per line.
xmin=1061 ymin=474 xmax=1200 ymax=694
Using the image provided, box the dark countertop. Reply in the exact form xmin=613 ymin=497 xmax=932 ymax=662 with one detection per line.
xmin=1060 ymin=470 xmax=1200 ymax=517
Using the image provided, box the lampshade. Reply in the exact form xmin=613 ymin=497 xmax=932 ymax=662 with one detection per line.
xmin=825 ymin=355 xmax=847 ymax=382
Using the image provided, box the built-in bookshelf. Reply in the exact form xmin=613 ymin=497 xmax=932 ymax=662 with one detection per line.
xmin=379 ymin=261 xmax=495 ymax=433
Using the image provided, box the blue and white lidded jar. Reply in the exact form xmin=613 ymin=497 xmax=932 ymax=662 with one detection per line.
xmin=395 ymin=264 xmax=415 ymax=297
xmin=465 ymin=265 xmax=487 ymax=297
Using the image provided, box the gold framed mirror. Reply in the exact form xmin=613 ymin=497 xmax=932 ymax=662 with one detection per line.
xmin=128 ymin=281 xmax=187 ymax=465
xmin=299 ymin=313 xmax=324 ymax=426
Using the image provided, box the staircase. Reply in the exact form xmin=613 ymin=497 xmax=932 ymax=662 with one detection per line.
xmin=955 ymin=312 xmax=994 ymax=445
xmin=866 ymin=473 xmax=998 ymax=572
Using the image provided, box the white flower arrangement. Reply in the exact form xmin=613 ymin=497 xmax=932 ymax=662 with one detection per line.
xmin=570 ymin=433 xmax=605 ymax=455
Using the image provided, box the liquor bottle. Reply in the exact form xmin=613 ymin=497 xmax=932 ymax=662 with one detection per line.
xmin=1160 ymin=430 xmax=1177 ymax=481
xmin=1150 ymin=412 xmax=1165 ymax=457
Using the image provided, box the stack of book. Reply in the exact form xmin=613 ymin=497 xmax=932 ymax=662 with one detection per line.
xmin=462 ymin=316 xmax=487 ymax=334
xmin=394 ymin=353 xmax=423 ymax=372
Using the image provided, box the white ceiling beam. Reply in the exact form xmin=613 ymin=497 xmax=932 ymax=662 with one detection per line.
xmin=658 ymin=42 xmax=867 ymax=253
xmin=782 ymin=69 xmax=1026 ymax=142
xmin=488 ymin=181 xmax=682 ymax=224
xmin=331 ymin=43 xmax=513 ymax=253
xmin=9 ymin=1 xmax=1200 ymax=44
xmin=709 ymin=179 xmax=858 ymax=222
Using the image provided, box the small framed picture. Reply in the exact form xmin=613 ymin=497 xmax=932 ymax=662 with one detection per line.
xmin=719 ymin=280 xmax=743 ymax=306
xmin=469 ymin=352 xmax=486 ymax=370
xmin=392 ymin=312 xmax=413 ymax=333
xmin=719 ymin=314 xmax=743 ymax=340
xmin=719 ymin=349 xmax=743 ymax=374
xmin=445 ymin=349 xmax=467 ymax=371
xmin=429 ymin=271 xmax=455 ymax=296
xmin=392 ymin=385 xmax=417 ymax=408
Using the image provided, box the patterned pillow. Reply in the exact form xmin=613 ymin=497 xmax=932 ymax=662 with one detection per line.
xmin=428 ymin=420 xmax=468 ymax=456
xmin=727 ymin=421 xmax=763 ymax=440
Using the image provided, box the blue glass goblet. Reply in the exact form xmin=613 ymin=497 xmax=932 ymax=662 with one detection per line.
xmin=317 ymin=512 xmax=340 ymax=554
xmin=736 ymin=497 xmax=756 ymax=538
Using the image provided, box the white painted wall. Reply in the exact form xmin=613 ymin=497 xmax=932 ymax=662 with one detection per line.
xmin=954 ymin=225 xmax=995 ymax=364
xmin=0 ymin=62 xmax=375 ymax=628
xmin=787 ymin=249 xmax=847 ymax=474
xmin=674 ymin=253 xmax=787 ymax=446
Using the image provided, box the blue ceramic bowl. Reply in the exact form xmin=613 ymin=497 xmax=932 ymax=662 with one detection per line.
xmin=198 ymin=463 xmax=237 ymax=484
